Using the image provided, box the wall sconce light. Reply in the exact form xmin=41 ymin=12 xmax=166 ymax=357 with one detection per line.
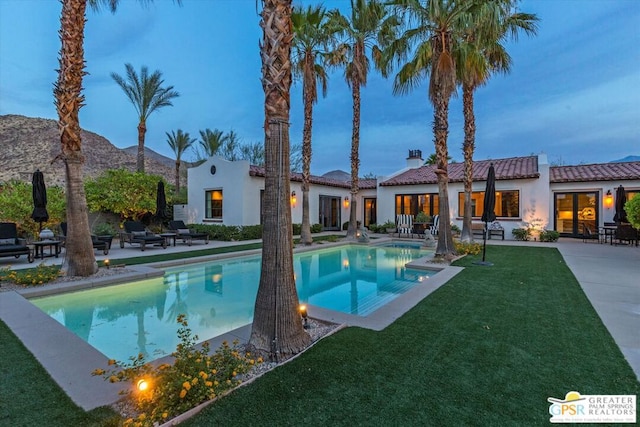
xmin=344 ymin=196 xmax=350 ymax=208
xmin=604 ymin=190 xmax=613 ymax=209
xmin=290 ymin=191 xmax=297 ymax=207
xmin=299 ymin=304 xmax=309 ymax=329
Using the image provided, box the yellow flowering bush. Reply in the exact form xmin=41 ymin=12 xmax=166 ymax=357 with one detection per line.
xmin=93 ymin=314 xmax=259 ymax=426
xmin=0 ymin=264 xmax=62 ymax=286
xmin=454 ymin=241 xmax=482 ymax=255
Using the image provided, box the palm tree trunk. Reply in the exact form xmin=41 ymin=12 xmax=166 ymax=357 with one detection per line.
xmin=346 ymin=76 xmax=361 ymax=240
xmin=250 ymin=0 xmax=310 ymax=360
xmin=175 ymin=160 xmax=181 ymax=194
xmin=54 ymin=0 xmax=97 ymax=276
xmin=137 ymin=120 xmax=146 ymax=172
xmin=300 ymin=66 xmax=314 ymax=245
xmin=460 ymin=83 xmax=475 ymax=242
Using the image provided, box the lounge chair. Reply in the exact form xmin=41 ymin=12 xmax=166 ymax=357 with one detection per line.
xmin=395 ymin=214 xmax=414 ymax=238
xmin=168 ymin=220 xmax=209 ymax=246
xmin=120 ymin=221 xmax=167 ymax=251
xmin=60 ymin=222 xmax=109 ymax=255
xmin=0 ymin=222 xmax=34 ymax=263
xmin=429 ymin=215 xmax=440 ymax=236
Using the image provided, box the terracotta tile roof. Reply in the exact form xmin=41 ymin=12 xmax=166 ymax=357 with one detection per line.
xmin=380 ymin=156 xmax=540 ymax=186
xmin=249 ymin=165 xmax=377 ymax=189
xmin=550 ymin=162 xmax=640 ymax=183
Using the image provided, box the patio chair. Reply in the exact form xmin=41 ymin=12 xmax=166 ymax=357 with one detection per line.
xmin=614 ymin=224 xmax=639 ymax=247
xmin=168 ymin=220 xmax=209 ymax=246
xmin=429 ymin=215 xmax=440 ymax=236
xmin=120 ymin=221 xmax=168 ymax=251
xmin=60 ymin=222 xmax=109 ymax=255
xmin=582 ymin=224 xmax=600 ymax=243
xmin=395 ymin=214 xmax=414 ymax=238
xmin=0 ymin=222 xmax=34 ymax=263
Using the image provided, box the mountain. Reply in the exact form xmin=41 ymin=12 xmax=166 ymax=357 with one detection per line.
xmin=611 ymin=155 xmax=640 ymax=163
xmin=0 ymin=114 xmax=185 ymax=187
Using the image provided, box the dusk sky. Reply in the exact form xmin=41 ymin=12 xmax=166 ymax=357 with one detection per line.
xmin=1 ymin=0 xmax=638 ymax=177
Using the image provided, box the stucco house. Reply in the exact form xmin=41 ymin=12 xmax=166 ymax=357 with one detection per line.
xmin=184 ymin=152 xmax=640 ymax=240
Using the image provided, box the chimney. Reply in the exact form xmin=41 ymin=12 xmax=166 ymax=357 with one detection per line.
xmin=406 ymin=149 xmax=423 ymax=169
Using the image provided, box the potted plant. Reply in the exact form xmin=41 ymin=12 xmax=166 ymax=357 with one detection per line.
xmin=414 ymin=212 xmax=432 ymax=235
xmin=382 ymin=219 xmax=396 ymax=234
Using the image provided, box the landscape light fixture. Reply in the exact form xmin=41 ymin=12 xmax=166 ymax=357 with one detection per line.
xmin=104 ymin=259 xmax=110 ymax=269
xmin=344 ymin=196 xmax=350 ymax=208
xmin=137 ymin=379 xmax=149 ymax=392
xmin=299 ymin=304 xmax=309 ymax=329
xmin=291 ymin=191 xmax=297 ymax=207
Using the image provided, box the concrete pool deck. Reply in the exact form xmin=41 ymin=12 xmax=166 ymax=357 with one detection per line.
xmin=1 ymin=235 xmax=638 ymax=410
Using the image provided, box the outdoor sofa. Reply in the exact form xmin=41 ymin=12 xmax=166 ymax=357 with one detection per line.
xmin=0 ymin=222 xmax=34 ymax=263
xmin=120 ymin=221 xmax=167 ymax=251
xmin=168 ymin=220 xmax=209 ymax=246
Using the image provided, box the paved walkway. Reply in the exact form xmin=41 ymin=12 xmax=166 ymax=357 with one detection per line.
xmin=1 ymin=235 xmax=638 ymax=411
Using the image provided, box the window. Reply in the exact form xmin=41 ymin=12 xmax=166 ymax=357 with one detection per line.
xmin=205 ymin=189 xmax=223 ymax=220
xmin=457 ymin=190 xmax=520 ymax=218
xmin=395 ymin=193 xmax=439 ymax=217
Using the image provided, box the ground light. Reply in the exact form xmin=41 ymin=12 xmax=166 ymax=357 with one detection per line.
xmin=103 ymin=259 xmax=110 ymax=269
xmin=137 ymin=379 xmax=149 ymax=392
xmin=299 ymin=304 xmax=309 ymax=329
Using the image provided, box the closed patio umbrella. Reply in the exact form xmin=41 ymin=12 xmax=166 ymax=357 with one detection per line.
xmin=155 ymin=181 xmax=169 ymax=231
xmin=613 ymin=185 xmax=628 ymax=224
xmin=30 ymin=169 xmax=49 ymax=231
xmin=477 ymin=163 xmax=496 ymax=265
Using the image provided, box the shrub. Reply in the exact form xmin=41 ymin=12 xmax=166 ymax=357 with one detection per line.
xmin=539 ymin=230 xmax=560 ymax=242
xmin=451 ymin=224 xmax=461 ymax=233
xmin=0 ymin=264 xmax=62 ymax=286
xmin=512 ymin=228 xmax=531 ymax=241
xmin=93 ymin=222 xmax=118 ymax=237
xmin=454 ymin=241 xmax=482 ymax=255
xmin=625 ymin=196 xmax=640 ymax=230
xmin=310 ymin=223 xmax=323 ymax=233
xmin=415 ymin=212 xmax=431 ymax=223
xmin=292 ymin=223 xmax=302 ymax=235
xmin=94 ymin=315 xmax=258 ymax=426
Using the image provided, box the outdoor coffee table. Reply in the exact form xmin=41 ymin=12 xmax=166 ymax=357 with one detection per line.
xmin=33 ymin=240 xmax=62 ymax=260
xmin=160 ymin=233 xmax=177 ymax=247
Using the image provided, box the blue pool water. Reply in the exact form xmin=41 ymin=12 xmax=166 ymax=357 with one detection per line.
xmin=32 ymin=244 xmax=434 ymax=361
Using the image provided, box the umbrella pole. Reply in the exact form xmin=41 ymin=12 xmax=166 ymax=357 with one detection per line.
xmin=482 ymin=220 xmax=488 ymax=262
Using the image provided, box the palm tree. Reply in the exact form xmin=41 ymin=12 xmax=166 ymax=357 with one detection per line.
xmin=111 ymin=63 xmax=180 ymax=173
xmin=166 ymin=129 xmax=195 ymax=194
xmin=239 ymin=141 xmax=265 ymax=166
xmin=249 ymin=0 xmax=311 ymax=359
xmin=54 ymin=0 xmax=100 ymax=276
xmin=220 ymin=129 xmax=240 ymax=161
xmin=327 ymin=0 xmax=399 ymax=240
xmin=198 ymin=128 xmax=226 ymax=159
xmin=385 ymin=0 xmax=476 ymax=257
xmin=457 ymin=2 xmax=538 ymax=242
xmin=292 ymin=4 xmax=333 ymax=245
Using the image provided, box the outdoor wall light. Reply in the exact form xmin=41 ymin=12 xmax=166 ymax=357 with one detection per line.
xmin=299 ymin=304 xmax=309 ymax=329
xmin=604 ymin=190 xmax=613 ymax=209
xmin=290 ymin=191 xmax=297 ymax=207
xmin=104 ymin=259 xmax=110 ymax=269
xmin=344 ymin=196 xmax=350 ymax=208
xmin=137 ymin=379 xmax=149 ymax=392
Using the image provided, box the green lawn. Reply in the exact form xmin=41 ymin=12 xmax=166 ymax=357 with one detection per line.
xmin=1 ymin=245 xmax=638 ymax=426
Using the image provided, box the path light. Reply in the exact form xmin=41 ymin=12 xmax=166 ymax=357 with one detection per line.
xmin=299 ymin=304 xmax=309 ymax=329
xmin=104 ymin=259 xmax=110 ymax=269
xmin=604 ymin=190 xmax=613 ymax=209
xmin=137 ymin=379 xmax=149 ymax=392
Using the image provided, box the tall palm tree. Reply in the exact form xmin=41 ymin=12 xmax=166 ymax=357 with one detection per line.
xmin=166 ymin=129 xmax=195 ymax=194
xmin=327 ymin=0 xmax=399 ymax=240
xmin=385 ymin=0 xmax=475 ymax=257
xmin=292 ymin=4 xmax=333 ymax=245
xmin=54 ymin=0 xmax=99 ymax=276
xmin=457 ymin=1 xmax=538 ymax=242
xmin=198 ymin=128 xmax=226 ymax=158
xmin=249 ymin=0 xmax=311 ymax=359
xmin=111 ymin=63 xmax=180 ymax=173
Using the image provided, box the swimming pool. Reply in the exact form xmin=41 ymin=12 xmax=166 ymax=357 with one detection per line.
xmin=32 ymin=244 xmax=434 ymax=361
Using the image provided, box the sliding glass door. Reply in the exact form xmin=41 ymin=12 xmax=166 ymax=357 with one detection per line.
xmin=554 ymin=192 xmax=599 ymax=237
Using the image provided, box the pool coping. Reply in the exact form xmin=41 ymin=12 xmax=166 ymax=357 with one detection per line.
xmin=0 ymin=240 xmax=462 ymax=411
